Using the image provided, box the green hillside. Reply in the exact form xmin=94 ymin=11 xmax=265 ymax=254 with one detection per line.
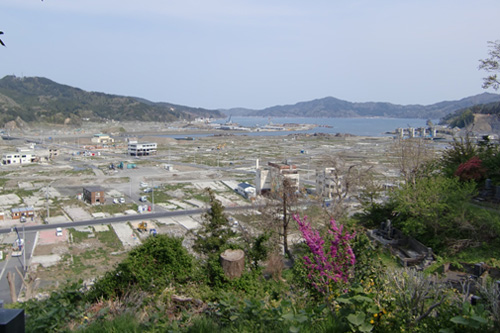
xmin=0 ymin=75 xmax=223 ymax=126
xmin=440 ymin=101 xmax=500 ymax=129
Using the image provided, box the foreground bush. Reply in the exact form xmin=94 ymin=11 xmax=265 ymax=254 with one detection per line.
xmin=88 ymin=234 xmax=194 ymax=300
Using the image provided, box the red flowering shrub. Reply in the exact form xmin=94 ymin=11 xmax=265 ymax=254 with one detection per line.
xmin=454 ymin=156 xmax=487 ymax=182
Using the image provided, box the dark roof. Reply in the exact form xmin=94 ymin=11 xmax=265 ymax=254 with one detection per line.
xmin=238 ymin=182 xmax=254 ymax=189
xmin=83 ymin=186 xmax=105 ymax=192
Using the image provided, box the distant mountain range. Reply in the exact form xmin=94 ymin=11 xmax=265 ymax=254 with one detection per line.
xmin=221 ymin=94 xmax=500 ymax=119
xmin=0 ymin=75 xmax=223 ymax=126
xmin=1 ymin=75 xmax=500 ymax=127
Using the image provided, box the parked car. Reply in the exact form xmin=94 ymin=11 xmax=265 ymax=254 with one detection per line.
xmin=119 ymin=197 xmax=125 ymax=204
xmin=139 ymin=196 xmax=148 ymax=202
xmin=56 ymin=227 xmax=63 ymax=237
xmin=113 ymin=198 xmax=119 ymax=204
xmin=144 ymin=188 xmax=152 ymax=193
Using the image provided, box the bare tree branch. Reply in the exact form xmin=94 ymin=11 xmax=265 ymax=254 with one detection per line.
xmin=479 ymin=40 xmax=500 ymax=90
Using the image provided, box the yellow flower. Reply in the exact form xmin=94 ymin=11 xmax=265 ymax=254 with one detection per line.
xmin=373 ymin=313 xmax=378 ymax=318
xmin=370 ymin=320 xmax=374 ymax=324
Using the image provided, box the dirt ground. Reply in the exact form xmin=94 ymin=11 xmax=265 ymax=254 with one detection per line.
xmin=0 ymin=123 xmax=448 ymax=295
xmin=32 ymin=232 xmax=127 ymax=291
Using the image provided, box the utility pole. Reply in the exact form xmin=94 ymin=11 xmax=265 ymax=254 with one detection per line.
xmin=307 ymin=157 xmax=311 ymax=181
xmin=45 ymin=185 xmax=49 ymax=222
xmin=22 ymin=225 xmax=26 ymax=272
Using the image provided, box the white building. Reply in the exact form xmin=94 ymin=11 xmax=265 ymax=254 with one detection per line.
xmin=128 ymin=141 xmax=157 ymax=156
xmin=236 ymin=182 xmax=256 ymax=198
xmin=2 ymin=150 xmax=37 ymax=165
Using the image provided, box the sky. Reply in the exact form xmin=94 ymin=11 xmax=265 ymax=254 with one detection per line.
xmin=1 ymin=0 xmax=500 ymax=110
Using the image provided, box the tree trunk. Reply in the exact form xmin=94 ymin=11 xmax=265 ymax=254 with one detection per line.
xmin=282 ymin=184 xmax=289 ymax=257
xmin=220 ymin=249 xmax=245 ymax=279
xmin=7 ymin=272 xmax=16 ymax=303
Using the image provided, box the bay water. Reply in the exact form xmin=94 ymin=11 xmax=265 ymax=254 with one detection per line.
xmin=213 ymin=117 xmax=435 ymax=137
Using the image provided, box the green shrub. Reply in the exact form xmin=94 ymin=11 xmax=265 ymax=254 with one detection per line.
xmin=88 ymin=235 xmax=194 ymax=300
xmin=19 ymin=281 xmax=86 ymax=333
xmin=78 ymin=313 xmax=141 ymax=333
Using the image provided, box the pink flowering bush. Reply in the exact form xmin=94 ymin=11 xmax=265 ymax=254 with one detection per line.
xmin=294 ymin=214 xmax=356 ymax=294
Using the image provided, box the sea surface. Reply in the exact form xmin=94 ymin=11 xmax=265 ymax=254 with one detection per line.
xmin=212 ymin=117 xmax=436 ymax=137
xmin=161 ymin=117 xmax=436 ymax=139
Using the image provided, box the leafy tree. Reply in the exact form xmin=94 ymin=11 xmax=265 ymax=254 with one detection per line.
xmin=476 ymin=135 xmax=500 ymax=183
xmin=440 ymin=132 xmax=478 ymax=178
xmin=479 ymin=40 xmax=500 ymax=90
xmin=247 ymin=232 xmax=271 ymax=269
xmin=390 ymin=175 xmax=477 ymax=250
xmin=193 ymin=188 xmax=237 ymax=256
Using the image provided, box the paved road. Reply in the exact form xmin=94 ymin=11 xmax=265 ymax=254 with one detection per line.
xmin=0 ymin=204 xmax=260 ymax=303
xmin=0 ymin=230 xmax=36 ymax=304
xmin=0 ymin=205 xmax=261 ymax=235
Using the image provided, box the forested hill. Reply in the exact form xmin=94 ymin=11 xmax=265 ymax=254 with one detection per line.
xmin=440 ymin=101 xmax=500 ymax=131
xmin=0 ymin=75 xmax=223 ymax=126
xmin=222 ymin=93 xmax=500 ymax=119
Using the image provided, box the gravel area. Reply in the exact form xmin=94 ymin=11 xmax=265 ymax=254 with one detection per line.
xmin=170 ymin=216 xmax=201 ymax=230
xmin=111 ymin=222 xmax=142 ymax=248
xmin=31 ymin=254 xmax=62 ymax=268
xmin=64 ymin=206 xmax=92 ymax=220
xmin=0 ymin=194 xmax=21 ymax=208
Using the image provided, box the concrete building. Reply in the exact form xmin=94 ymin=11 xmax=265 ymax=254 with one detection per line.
xmin=316 ymin=167 xmax=341 ymax=198
xmin=36 ymin=147 xmax=59 ymax=161
xmin=128 ymin=140 xmax=157 ymax=156
xmin=1 ymin=150 xmax=37 ymax=165
xmin=82 ymin=186 xmax=105 ymax=205
xmin=256 ymin=160 xmax=300 ymax=194
xmin=91 ymin=134 xmax=114 ymax=144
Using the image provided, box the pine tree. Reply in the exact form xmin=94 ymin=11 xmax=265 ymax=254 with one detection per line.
xmin=193 ymin=188 xmax=236 ymax=256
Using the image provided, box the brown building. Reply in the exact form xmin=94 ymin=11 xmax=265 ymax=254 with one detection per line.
xmin=83 ymin=186 xmax=105 ymax=204
xmin=11 ymin=206 xmax=35 ymax=220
